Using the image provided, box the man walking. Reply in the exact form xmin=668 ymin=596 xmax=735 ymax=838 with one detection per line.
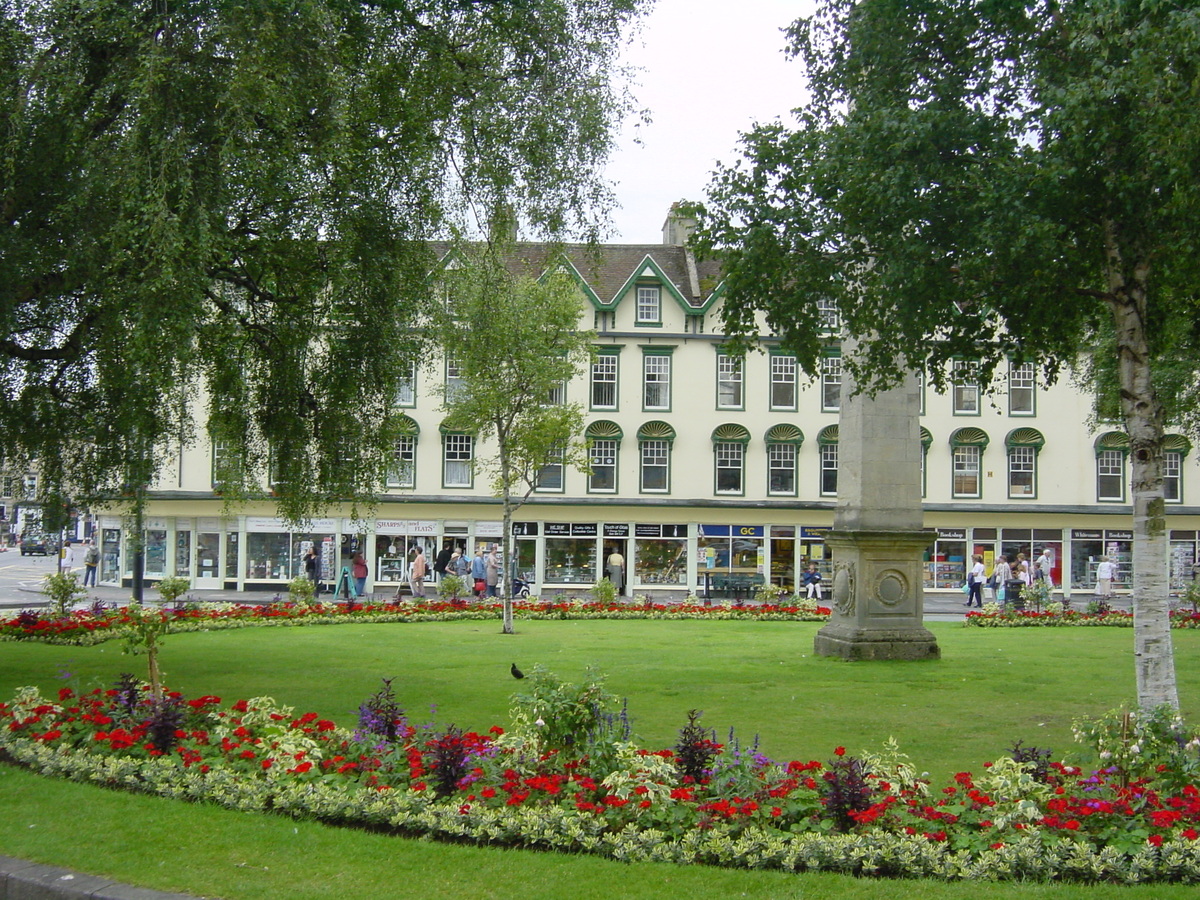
xmin=81 ymin=539 xmax=100 ymax=587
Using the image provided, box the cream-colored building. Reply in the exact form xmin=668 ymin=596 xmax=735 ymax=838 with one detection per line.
xmin=96 ymin=214 xmax=1200 ymax=599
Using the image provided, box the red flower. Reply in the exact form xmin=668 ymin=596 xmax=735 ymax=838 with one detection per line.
xmin=1148 ymin=834 xmax=1164 ymax=847
xmin=1182 ymin=829 xmax=1198 ymax=841
xmin=834 ymin=746 xmax=846 ymax=757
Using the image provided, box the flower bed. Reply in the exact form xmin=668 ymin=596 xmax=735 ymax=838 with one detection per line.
xmin=3 ymin=679 xmax=1200 ymax=883
xmin=0 ymin=598 xmax=831 ymax=646
xmin=964 ymin=606 xmax=1200 ymax=628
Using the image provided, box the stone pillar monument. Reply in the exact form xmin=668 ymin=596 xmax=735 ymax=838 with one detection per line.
xmin=813 ymin=339 xmax=939 ymax=660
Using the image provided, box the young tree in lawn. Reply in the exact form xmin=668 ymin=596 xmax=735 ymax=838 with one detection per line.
xmin=437 ymin=247 xmax=593 ymax=634
xmin=693 ymin=0 xmax=1200 ymax=708
xmin=0 ymin=0 xmax=646 ymax=524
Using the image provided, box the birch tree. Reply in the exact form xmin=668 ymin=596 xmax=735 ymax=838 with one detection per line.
xmin=694 ymin=0 xmax=1200 ymax=708
xmin=437 ymin=245 xmax=593 ymax=634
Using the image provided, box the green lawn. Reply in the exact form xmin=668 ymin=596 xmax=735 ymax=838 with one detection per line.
xmin=1 ymin=619 xmax=1198 ymax=899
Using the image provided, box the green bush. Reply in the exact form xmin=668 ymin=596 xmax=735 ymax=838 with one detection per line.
xmin=41 ymin=570 xmax=88 ymax=617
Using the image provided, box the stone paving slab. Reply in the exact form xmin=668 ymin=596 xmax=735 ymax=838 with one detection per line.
xmin=0 ymin=855 xmax=203 ymax=900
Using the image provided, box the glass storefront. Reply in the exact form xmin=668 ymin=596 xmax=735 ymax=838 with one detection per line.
xmin=633 ymin=524 xmax=687 ymax=585
xmin=925 ymin=529 xmax=967 ymax=590
xmin=769 ymin=526 xmax=795 ymax=590
xmin=544 ymin=523 xmax=597 ymax=583
xmin=101 ymin=528 xmax=121 ymax=584
xmin=374 ymin=519 xmax=439 ymax=588
xmin=175 ymin=529 xmax=191 ymax=577
xmin=1170 ymin=531 xmax=1198 ymax=594
xmin=144 ymin=528 xmax=167 ymax=578
xmin=1070 ymin=529 xmax=1131 ymax=592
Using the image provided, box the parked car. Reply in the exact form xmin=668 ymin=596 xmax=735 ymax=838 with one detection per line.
xmin=19 ymin=533 xmax=58 ymax=556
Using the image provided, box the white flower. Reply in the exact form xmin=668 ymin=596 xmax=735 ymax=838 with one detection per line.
xmin=535 ymin=718 xmax=545 ymax=727
xmin=1129 ymin=744 xmax=1141 ymax=754
xmin=1099 ymin=751 xmax=1111 ymax=760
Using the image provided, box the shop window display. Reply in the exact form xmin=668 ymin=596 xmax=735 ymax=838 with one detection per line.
xmin=634 ymin=539 xmax=686 ymax=585
xmin=144 ymin=530 xmax=167 ymax=577
xmin=543 ymin=537 xmax=596 ymax=584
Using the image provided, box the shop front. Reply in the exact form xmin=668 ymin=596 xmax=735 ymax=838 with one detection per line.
xmin=633 ymin=524 xmax=688 ymax=588
xmin=373 ymin=519 xmax=439 ymax=592
xmin=1069 ymin=528 xmax=1132 ymax=592
xmin=698 ymin=524 xmax=765 ymax=599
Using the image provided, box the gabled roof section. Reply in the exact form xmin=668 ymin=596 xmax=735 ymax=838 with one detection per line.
xmin=539 ymin=253 xmax=603 ymax=309
xmin=612 ymin=255 xmax=691 ymax=313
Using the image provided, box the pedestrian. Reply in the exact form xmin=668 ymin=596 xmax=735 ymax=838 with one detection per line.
xmin=485 ymin=544 xmax=501 ymax=598
xmin=606 ymin=546 xmax=625 ymax=596
xmin=304 ymin=546 xmax=321 ymax=594
xmin=992 ymin=553 xmax=1012 ymax=604
xmin=965 ymin=554 xmax=986 ymax=608
xmin=409 ymin=546 xmax=427 ymax=599
xmin=1095 ymin=556 xmax=1117 ymax=597
xmin=451 ymin=546 xmax=470 ymax=579
xmin=471 ymin=546 xmax=487 ymax=597
xmin=352 ymin=551 xmax=369 ymax=598
xmin=801 ymin=563 xmax=822 ymax=600
xmin=81 ymin=539 xmax=100 ymax=587
xmin=1034 ymin=548 xmax=1055 ymax=588
xmin=433 ymin=542 xmax=454 ymax=578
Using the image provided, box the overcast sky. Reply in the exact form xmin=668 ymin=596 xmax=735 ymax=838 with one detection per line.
xmin=603 ymin=0 xmax=817 ymax=244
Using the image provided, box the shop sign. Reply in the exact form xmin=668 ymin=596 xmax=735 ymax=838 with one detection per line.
xmin=197 ymin=518 xmax=222 ymax=532
xmin=545 ymin=522 xmax=571 ymax=536
xmin=372 ymin=519 xmax=437 ymax=534
xmin=937 ymin=528 xmax=966 ymax=540
xmin=175 ymin=518 xmax=194 ymax=531
xmin=100 ymin=516 xmax=121 ymax=529
xmin=476 ymin=521 xmax=503 ymax=537
xmin=512 ymin=522 xmax=539 ymax=536
xmin=604 ymin=523 xmax=630 ymax=537
xmin=700 ymin=525 xmax=763 ymax=537
xmin=572 ymin=524 xmax=598 ymax=536
xmin=1105 ymin=530 xmax=1133 ymax=541
xmin=1071 ymin=529 xmax=1102 ymax=540
xmin=341 ymin=518 xmax=369 ymax=532
xmin=800 ymin=527 xmax=829 ymax=539
xmin=635 ymin=523 xmax=687 ymax=537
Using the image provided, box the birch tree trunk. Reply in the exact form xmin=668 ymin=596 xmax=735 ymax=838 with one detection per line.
xmin=1106 ymin=230 xmax=1178 ymax=709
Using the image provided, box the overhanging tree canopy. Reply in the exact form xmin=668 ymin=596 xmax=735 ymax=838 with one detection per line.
xmin=1 ymin=0 xmax=646 ymax=522
xmin=693 ymin=0 xmax=1200 ymax=708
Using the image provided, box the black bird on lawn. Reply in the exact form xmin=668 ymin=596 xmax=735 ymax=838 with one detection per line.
xmin=510 ymin=663 xmax=525 ymax=679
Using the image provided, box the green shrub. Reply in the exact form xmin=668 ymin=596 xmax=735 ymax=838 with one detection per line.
xmin=155 ymin=576 xmax=191 ymax=605
xmin=288 ymin=576 xmax=315 ymax=606
xmin=591 ymin=577 xmax=617 ymax=604
xmin=42 ymin=570 xmax=88 ymax=617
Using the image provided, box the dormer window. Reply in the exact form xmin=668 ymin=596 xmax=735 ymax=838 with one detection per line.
xmin=636 ymin=285 xmax=661 ymax=324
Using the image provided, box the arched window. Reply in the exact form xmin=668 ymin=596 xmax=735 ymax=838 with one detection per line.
xmin=712 ymin=424 xmax=750 ymax=495
xmin=637 ymin=421 xmax=676 ymax=493
xmin=817 ymin=425 xmax=839 ymax=496
xmin=1005 ymin=428 xmax=1045 ymax=499
xmin=1094 ymin=432 xmax=1129 ymax=502
xmin=585 ymin=421 xmax=623 ymax=493
xmin=766 ymin=424 xmax=804 ymax=496
xmin=949 ymin=427 xmax=989 ymax=498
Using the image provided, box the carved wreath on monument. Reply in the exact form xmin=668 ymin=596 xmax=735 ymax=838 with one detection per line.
xmin=831 ymin=560 xmax=855 ymax=615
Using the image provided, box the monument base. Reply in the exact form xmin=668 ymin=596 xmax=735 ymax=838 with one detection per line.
xmin=813 ymin=623 xmax=940 ymax=660
xmin=813 ymin=528 xmax=940 ymax=661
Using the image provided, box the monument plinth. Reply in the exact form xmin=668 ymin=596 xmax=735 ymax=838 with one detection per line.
xmin=813 ymin=340 xmax=939 ymax=660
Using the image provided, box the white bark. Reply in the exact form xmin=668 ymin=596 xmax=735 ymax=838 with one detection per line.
xmin=1106 ymin=231 xmax=1178 ymax=709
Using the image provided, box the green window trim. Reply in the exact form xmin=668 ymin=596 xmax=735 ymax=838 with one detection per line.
xmin=765 ymin=424 xmax=804 ymax=447
xmin=637 ymin=420 xmax=677 ymax=443
xmin=1004 ymin=427 xmax=1045 ymax=450
xmin=1093 ymin=431 xmax=1129 ymax=458
xmin=817 ymin=425 xmax=839 ymax=445
xmin=585 ymin=420 xmax=624 ymax=441
xmin=949 ymin=426 xmax=990 ymax=449
xmin=711 ymin=423 xmax=751 ymax=444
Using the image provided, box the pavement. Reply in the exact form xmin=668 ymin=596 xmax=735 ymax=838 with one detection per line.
xmin=0 ymin=550 xmax=1139 ymax=621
